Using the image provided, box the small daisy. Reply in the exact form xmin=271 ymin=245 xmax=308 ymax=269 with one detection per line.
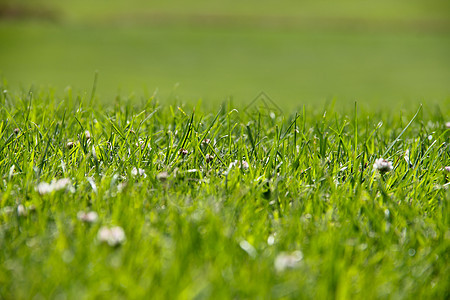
xmin=373 ymin=158 xmax=393 ymax=174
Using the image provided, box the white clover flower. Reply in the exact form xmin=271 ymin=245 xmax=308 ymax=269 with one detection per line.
xmin=77 ymin=211 xmax=98 ymax=223
xmin=443 ymin=166 xmax=450 ymax=173
xmin=274 ymin=251 xmax=304 ymax=272
xmin=36 ymin=182 xmax=52 ymax=194
xmin=131 ymin=167 xmax=147 ymax=178
xmin=156 ymin=171 xmax=169 ymax=182
xmin=36 ymin=178 xmax=71 ymax=195
xmin=445 ymin=122 xmax=450 ymax=129
xmin=404 ymin=149 xmax=412 ymax=167
xmin=84 ymin=130 xmax=91 ymax=140
xmin=229 ymin=160 xmax=249 ymax=170
xmin=373 ymin=158 xmax=393 ymax=174
xmin=267 ymin=233 xmax=277 ymax=246
xmin=17 ymin=204 xmax=27 ymax=217
xmin=97 ymin=226 xmax=126 ymax=246
xmin=52 ymin=178 xmax=71 ymax=190
xmin=205 ymin=153 xmax=214 ymax=163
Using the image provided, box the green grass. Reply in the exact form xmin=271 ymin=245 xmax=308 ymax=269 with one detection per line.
xmin=11 ymin=0 xmax=450 ymax=23
xmin=1 ymin=21 xmax=449 ymax=108
xmin=1 ymin=0 xmax=450 ymax=107
xmin=0 ymin=86 xmax=449 ymax=299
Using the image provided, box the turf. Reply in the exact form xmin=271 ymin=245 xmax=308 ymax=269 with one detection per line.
xmin=1 ymin=21 xmax=449 ymax=108
xmin=0 ymin=87 xmax=449 ymax=299
xmin=1 ymin=0 xmax=450 ymax=107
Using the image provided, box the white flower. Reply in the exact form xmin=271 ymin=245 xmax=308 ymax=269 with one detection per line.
xmin=52 ymin=178 xmax=71 ymax=190
xmin=267 ymin=233 xmax=276 ymax=246
xmin=131 ymin=167 xmax=147 ymax=178
xmin=445 ymin=122 xmax=450 ymax=129
xmin=373 ymin=158 xmax=393 ymax=174
xmin=229 ymin=160 xmax=249 ymax=170
xmin=36 ymin=182 xmax=52 ymax=194
xmin=36 ymin=178 xmax=71 ymax=195
xmin=239 ymin=240 xmax=257 ymax=258
xmin=404 ymin=149 xmax=412 ymax=167
xmin=77 ymin=211 xmax=98 ymax=223
xmin=274 ymin=251 xmax=304 ymax=272
xmin=17 ymin=204 xmax=27 ymax=217
xmin=156 ymin=171 xmax=169 ymax=181
xmin=84 ymin=130 xmax=91 ymax=140
xmin=97 ymin=226 xmax=126 ymax=246
xmin=443 ymin=166 xmax=450 ymax=173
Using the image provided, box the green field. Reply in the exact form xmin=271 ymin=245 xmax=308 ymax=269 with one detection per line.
xmin=1 ymin=0 xmax=449 ymax=107
xmin=0 ymin=1 xmax=450 ymax=298
xmin=0 ymin=88 xmax=449 ymax=298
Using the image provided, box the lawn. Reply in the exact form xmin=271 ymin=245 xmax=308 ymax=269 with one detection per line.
xmin=0 ymin=88 xmax=449 ymax=298
xmin=0 ymin=0 xmax=449 ymax=108
xmin=0 ymin=1 xmax=449 ymax=298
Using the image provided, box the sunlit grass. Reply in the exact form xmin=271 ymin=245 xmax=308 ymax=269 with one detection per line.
xmin=0 ymin=86 xmax=448 ymax=298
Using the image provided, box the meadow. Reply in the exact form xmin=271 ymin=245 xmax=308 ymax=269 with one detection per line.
xmin=0 ymin=0 xmax=449 ymax=106
xmin=0 ymin=88 xmax=449 ymax=299
xmin=0 ymin=0 xmax=449 ymax=298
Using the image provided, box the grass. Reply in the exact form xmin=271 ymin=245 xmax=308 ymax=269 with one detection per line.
xmin=1 ymin=21 xmax=449 ymax=108
xmin=0 ymin=85 xmax=449 ymax=299
xmin=1 ymin=0 xmax=450 ymax=107
xmin=9 ymin=0 xmax=450 ymax=23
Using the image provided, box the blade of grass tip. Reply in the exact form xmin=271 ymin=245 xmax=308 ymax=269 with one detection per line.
xmin=107 ymin=117 xmax=125 ymax=139
xmin=354 ymin=101 xmax=358 ymax=161
xmin=177 ymin=110 xmax=195 ymax=152
xmin=383 ymin=105 xmax=422 ymax=158
xmin=37 ymin=123 xmax=59 ymax=180
xmin=280 ymin=113 xmax=301 ymax=141
xmin=198 ymin=106 xmax=222 ymax=148
xmin=167 ymin=109 xmax=194 ymax=164
xmin=1 ymin=105 xmax=21 ymax=131
xmin=90 ymin=71 xmax=99 ymax=105
xmin=24 ymin=90 xmax=32 ymax=124
xmin=138 ymin=108 xmax=159 ymax=129
xmin=246 ymin=124 xmax=257 ymax=158
xmin=353 ymin=101 xmax=359 ymax=184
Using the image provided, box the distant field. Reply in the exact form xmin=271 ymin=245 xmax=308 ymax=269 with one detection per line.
xmin=0 ymin=0 xmax=449 ymax=108
xmin=18 ymin=0 xmax=450 ymax=23
xmin=0 ymin=1 xmax=449 ymax=298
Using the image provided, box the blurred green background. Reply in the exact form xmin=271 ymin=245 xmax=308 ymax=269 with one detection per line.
xmin=0 ymin=0 xmax=449 ymax=109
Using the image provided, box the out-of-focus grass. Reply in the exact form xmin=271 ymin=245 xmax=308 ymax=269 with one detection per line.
xmin=0 ymin=0 xmax=449 ymax=108
xmin=1 ymin=21 xmax=449 ymax=108
xmin=31 ymin=0 xmax=450 ymax=23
